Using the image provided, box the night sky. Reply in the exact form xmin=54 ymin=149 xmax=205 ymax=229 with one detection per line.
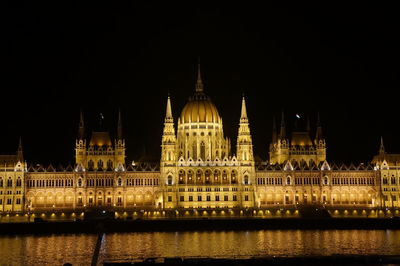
xmin=2 ymin=3 xmax=399 ymax=165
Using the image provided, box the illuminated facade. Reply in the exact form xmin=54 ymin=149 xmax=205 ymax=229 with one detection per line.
xmin=0 ymin=64 xmax=395 ymax=214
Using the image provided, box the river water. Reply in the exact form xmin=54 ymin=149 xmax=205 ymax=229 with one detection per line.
xmin=1 ymin=230 xmax=400 ymax=265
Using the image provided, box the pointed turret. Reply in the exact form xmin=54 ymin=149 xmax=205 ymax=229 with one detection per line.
xmin=306 ymin=116 xmax=311 ymax=132
xmin=272 ymin=116 xmax=277 ymax=143
xmin=78 ymin=109 xmax=85 ymax=140
xmin=117 ymin=109 xmax=123 ymax=140
xmin=237 ymin=96 xmax=253 ymax=163
xmin=161 ymin=95 xmax=177 ymax=163
xmin=17 ymin=136 xmax=23 ymax=161
xmin=195 ymin=57 xmax=204 ymax=93
xmin=280 ymin=111 xmax=286 ymax=139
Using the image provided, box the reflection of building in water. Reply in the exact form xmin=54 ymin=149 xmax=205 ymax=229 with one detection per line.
xmin=0 ymin=63 xmax=396 ymax=213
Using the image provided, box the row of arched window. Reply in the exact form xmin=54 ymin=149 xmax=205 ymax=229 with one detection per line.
xmin=257 ymin=176 xmax=375 ymax=186
xmin=0 ymin=177 xmax=22 ymax=187
xmin=87 ymin=160 xmax=114 ymax=170
xmin=177 ymin=170 xmax=238 ymax=185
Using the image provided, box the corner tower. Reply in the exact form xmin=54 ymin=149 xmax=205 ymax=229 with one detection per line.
xmin=236 ymin=96 xmax=256 ymax=207
xmin=269 ymin=113 xmax=326 ymax=165
xmin=75 ymin=111 xmax=126 ymax=171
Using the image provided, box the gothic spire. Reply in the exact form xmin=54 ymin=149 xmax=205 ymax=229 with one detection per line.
xmin=78 ymin=109 xmax=85 ymax=140
xmin=165 ymin=95 xmax=173 ymax=122
xmin=272 ymin=116 xmax=277 ymax=143
xmin=17 ymin=136 xmax=23 ymax=161
xmin=240 ymin=96 xmax=248 ymax=122
xmin=280 ymin=111 xmax=286 ymax=139
xmin=379 ymin=136 xmax=385 ymax=155
xmin=117 ymin=109 xmax=123 ymax=140
xmin=195 ymin=57 xmax=204 ymax=93
xmin=316 ymin=112 xmax=323 ymax=140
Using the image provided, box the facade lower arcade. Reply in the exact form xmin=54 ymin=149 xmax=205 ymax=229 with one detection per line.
xmin=1 ymin=66 xmax=399 ymax=214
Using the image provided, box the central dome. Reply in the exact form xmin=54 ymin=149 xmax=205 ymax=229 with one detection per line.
xmin=180 ymin=93 xmax=221 ymax=124
xmin=179 ymin=61 xmax=221 ymax=124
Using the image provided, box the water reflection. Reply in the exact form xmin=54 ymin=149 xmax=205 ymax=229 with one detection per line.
xmin=1 ymin=230 xmax=400 ymax=265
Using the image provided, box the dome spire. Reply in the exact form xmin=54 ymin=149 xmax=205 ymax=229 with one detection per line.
xmin=195 ymin=57 xmax=204 ymax=93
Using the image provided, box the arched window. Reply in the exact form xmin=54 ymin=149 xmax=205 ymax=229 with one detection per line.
xmin=88 ymin=160 xmax=94 ymax=170
xmin=16 ymin=177 xmax=22 ymax=187
xmin=97 ymin=160 xmax=103 ymax=169
xmin=7 ymin=177 xmax=12 ymax=187
xmin=214 ymin=170 xmax=219 ymax=181
xmin=222 ymin=171 xmax=227 ymax=182
xmin=187 ymin=171 xmax=193 ymax=182
xmin=118 ymin=177 xmax=122 ymax=186
xmin=205 ymin=170 xmax=211 ymax=184
xmin=179 ymin=170 xmax=185 ymax=184
xmin=324 ymin=176 xmax=329 ymax=185
xmin=244 ymin=175 xmax=249 ymax=185
xmin=78 ymin=178 xmax=82 ymax=187
xmin=196 ymin=170 xmax=202 ymax=182
xmin=200 ymin=142 xmax=206 ymax=160
xmin=167 ymin=175 xmax=173 ymax=185
xmin=192 ymin=142 xmax=197 ymax=160
xmin=231 ymin=171 xmax=237 ymax=184
xmin=0 ymin=178 xmax=3 ymax=187
xmin=107 ymin=160 xmax=113 ymax=170
xmin=286 ymin=176 xmax=291 ymax=185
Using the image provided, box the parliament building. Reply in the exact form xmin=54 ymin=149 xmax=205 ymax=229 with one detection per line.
xmin=1 ymin=64 xmax=399 ymax=216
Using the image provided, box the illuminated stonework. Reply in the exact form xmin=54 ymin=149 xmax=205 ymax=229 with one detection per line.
xmin=0 ymin=64 xmax=396 ymax=214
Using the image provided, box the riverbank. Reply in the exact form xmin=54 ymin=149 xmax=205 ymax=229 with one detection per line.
xmin=103 ymin=255 xmax=400 ymax=265
xmin=1 ymin=217 xmax=400 ymax=235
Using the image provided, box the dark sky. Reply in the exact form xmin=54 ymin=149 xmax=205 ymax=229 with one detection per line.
xmin=2 ymin=3 xmax=399 ymax=165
